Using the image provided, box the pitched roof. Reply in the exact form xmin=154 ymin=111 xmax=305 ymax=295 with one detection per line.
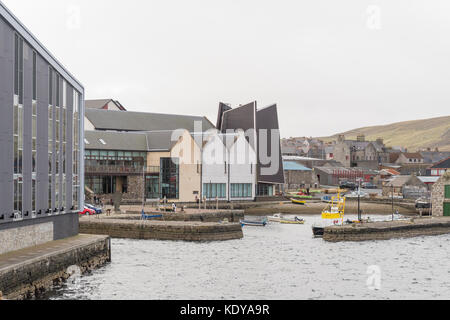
xmin=283 ymin=161 xmax=312 ymax=171
xmin=420 ymin=152 xmax=450 ymax=164
xmin=85 ymin=109 xmax=215 ymax=133
xmin=84 ymin=131 xmax=148 ymax=151
xmin=403 ymin=153 xmax=423 ymax=159
xmin=385 ymin=175 xmax=424 ymax=187
xmin=430 ymin=157 xmax=450 ymax=169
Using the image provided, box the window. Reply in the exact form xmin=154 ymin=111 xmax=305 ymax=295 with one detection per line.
xmin=445 ymin=185 xmax=450 ymax=199
xmin=231 ymin=184 xmax=252 ymax=198
xmin=203 ymin=183 xmax=226 ymax=199
xmin=32 ymin=51 xmax=37 ymax=100
xmin=13 ymin=34 xmax=24 ymax=219
xmin=160 ymin=158 xmax=179 ymax=199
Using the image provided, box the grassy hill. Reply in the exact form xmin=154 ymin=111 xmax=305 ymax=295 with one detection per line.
xmin=320 ymin=115 xmax=450 ymax=151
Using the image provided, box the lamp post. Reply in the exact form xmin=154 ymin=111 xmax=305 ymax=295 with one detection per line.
xmin=358 ymin=178 xmax=362 ymax=222
xmin=392 ymin=185 xmax=395 ymax=221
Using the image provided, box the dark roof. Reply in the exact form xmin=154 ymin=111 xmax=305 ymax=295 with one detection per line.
xmin=85 ymin=109 xmax=215 ymax=132
xmin=84 ymin=131 xmax=148 ymax=151
xmin=430 ymin=157 xmax=450 ymax=169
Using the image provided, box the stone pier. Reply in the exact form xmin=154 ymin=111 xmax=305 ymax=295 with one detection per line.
xmin=80 ymin=219 xmax=243 ymax=242
xmin=0 ymin=234 xmax=111 ymax=300
xmin=323 ymin=217 xmax=450 ymax=242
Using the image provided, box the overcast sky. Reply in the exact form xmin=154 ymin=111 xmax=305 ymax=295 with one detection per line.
xmin=3 ymin=0 xmax=450 ymax=138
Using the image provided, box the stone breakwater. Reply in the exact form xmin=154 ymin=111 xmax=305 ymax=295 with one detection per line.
xmin=124 ymin=210 xmax=244 ymax=223
xmin=79 ymin=219 xmax=244 ymax=242
xmin=323 ymin=217 xmax=450 ymax=242
xmin=0 ymin=234 xmax=111 ymax=300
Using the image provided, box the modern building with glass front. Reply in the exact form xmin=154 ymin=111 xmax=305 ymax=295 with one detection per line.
xmin=0 ymin=2 xmax=84 ymax=255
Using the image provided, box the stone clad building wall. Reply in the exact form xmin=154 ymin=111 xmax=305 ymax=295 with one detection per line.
xmin=432 ymin=171 xmax=450 ymax=217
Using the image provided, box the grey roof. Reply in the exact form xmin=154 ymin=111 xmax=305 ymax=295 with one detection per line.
xmin=85 ymin=99 xmax=126 ymax=111
xmin=421 ymin=152 xmax=450 ymax=164
xmin=85 ymin=130 xmax=195 ymax=152
xmin=85 ymin=109 xmax=215 ymax=133
xmin=84 ymin=131 xmax=148 ymax=151
xmin=85 ymin=99 xmax=112 ymax=109
xmin=145 ymin=131 xmax=179 ymax=151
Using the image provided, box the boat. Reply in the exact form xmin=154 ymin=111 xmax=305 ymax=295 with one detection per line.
xmin=312 ymin=226 xmax=324 ymax=237
xmin=268 ymin=214 xmax=284 ymax=222
xmin=280 ymin=217 xmax=305 ymax=225
xmin=291 ymin=199 xmax=306 ymax=205
xmin=241 ymin=218 xmax=268 ymax=227
xmin=321 ymin=191 xmax=346 ymax=221
xmin=312 ymin=191 xmax=347 ymax=237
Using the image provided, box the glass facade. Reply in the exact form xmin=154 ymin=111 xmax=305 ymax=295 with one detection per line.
xmin=231 ymin=184 xmax=253 ymax=198
xmin=257 ymin=184 xmax=274 ymax=197
xmin=203 ymin=183 xmax=226 ymax=199
xmin=160 ymin=158 xmax=179 ymax=199
xmin=10 ymin=34 xmax=82 ymax=220
xmin=13 ymin=34 xmax=24 ymax=218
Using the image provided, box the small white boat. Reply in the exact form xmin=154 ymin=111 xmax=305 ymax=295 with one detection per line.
xmin=268 ymin=214 xmax=284 ymax=222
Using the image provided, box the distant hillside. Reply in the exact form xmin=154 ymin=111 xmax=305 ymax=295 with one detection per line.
xmin=319 ymin=115 xmax=450 ymax=152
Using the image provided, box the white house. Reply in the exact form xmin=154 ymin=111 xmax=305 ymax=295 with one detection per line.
xmin=202 ymin=130 xmax=257 ymax=201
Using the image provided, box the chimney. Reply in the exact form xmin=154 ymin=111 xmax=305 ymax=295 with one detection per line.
xmin=338 ymin=134 xmax=345 ymax=143
xmin=376 ymin=138 xmax=384 ymax=146
xmin=357 ymin=135 xmax=366 ymax=142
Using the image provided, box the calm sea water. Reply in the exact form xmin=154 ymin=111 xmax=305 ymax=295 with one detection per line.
xmin=47 ymin=214 xmax=450 ymax=300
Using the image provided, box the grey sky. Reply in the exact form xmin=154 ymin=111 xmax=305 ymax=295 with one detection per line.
xmin=3 ymin=0 xmax=450 ymax=138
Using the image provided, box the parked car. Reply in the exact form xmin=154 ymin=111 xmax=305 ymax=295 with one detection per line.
xmin=85 ymin=204 xmax=102 ymax=215
xmin=79 ymin=207 xmax=96 ymax=216
xmin=339 ymin=181 xmax=357 ymax=190
xmin=362 ymin=182 xmax=378 ymax=189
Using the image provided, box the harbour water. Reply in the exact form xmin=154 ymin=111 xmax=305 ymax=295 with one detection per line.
xmin=46 ymin=214 xmax=450 ymax=300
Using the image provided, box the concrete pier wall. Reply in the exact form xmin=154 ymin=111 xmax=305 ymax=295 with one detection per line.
xmin=323 ymin=217 xmax=450 ymax=242
xmin=0 ymin=235 xmax=110 ymax=300
xmin=80 ymin=219 xmax=243 ymax=242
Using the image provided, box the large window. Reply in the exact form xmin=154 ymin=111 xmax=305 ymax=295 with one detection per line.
xmin=32 ymin=51 xmax=37 ymax=217
xmin=203 ymin=183 xmax=226 ymax=199
xmin=160 ymin=158 xmax=179 ymax=199
xmin=73 ymin=90 xmax=80 ymax=210
xmin=257 ymin=184 xmax=274 ymax=197
xmin=13 ymin=34 xmax=24 ymax=219
xmin=231 ymin=184 xmax=252 ymax=198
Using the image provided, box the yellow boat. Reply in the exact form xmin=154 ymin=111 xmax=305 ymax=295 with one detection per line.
xmin=321 ymin=191 xmax=346 ymax=222
xmin=291 ymin=199 xmax=306 ymax=205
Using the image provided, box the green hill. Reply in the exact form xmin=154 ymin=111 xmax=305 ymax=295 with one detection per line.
xmin=320 ymin=115 xmax=450 ymax=151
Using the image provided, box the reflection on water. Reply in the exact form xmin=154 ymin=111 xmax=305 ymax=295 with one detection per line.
xmin=47 ymin=214 xmax=450 ymax=300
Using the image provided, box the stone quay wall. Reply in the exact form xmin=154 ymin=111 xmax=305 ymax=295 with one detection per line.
xmin=0 ymin=235 xmax=111 ymax=300
xmin=125 ymin=210 xmax=244 ymax=223
xmin=80 ymin=220 xmax=244 ymax=242
xmin=323 ymin=217 xmax=450 ymax=242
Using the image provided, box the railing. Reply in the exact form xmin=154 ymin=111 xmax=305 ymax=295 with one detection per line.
xmin=85 ymin=165 xmax=160 ymax=175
